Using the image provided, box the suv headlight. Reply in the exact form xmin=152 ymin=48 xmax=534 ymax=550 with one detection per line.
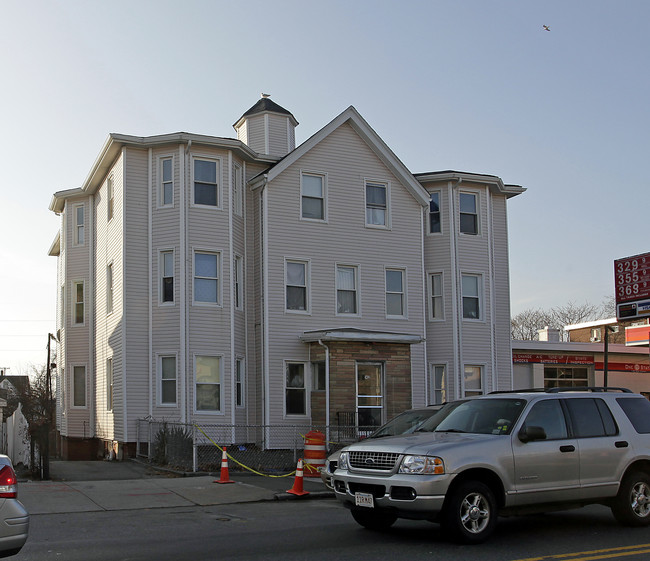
xmin=339 ymin=451 xmax=349 ymax=470
xmin=399 ymin=455 xmax=445 ymax=474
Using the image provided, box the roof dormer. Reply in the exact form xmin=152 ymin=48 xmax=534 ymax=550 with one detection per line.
xmin=233 ymin=95 xmax=298 ymax=157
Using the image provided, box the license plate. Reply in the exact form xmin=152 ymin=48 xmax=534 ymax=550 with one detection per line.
xmin=355 ymin=492 xmax=374 ymax=508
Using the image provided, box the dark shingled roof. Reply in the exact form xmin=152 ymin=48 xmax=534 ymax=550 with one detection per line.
xmin=237 ymin=98 xmax=297 ymax=122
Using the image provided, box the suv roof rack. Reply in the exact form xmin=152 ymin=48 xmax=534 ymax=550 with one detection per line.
xmin=490 ymin=387 xmax=633 ymax=395
xmin=546 ymin=386 xmax=633 ymax=393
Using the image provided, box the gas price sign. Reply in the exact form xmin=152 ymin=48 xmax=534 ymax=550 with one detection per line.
xmin=615 ymin=252 xmax=650 ymax=320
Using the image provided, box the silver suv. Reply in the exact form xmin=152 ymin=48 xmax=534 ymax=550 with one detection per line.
xmin=333 ymin=388 xmax=650 ymax=544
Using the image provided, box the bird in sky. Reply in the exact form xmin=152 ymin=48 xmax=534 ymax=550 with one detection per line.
xmin=543 ymin=25 xmax=551 ymax=31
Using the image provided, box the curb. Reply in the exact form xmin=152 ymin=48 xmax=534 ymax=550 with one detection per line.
xmin=274 ymin=491 xmax=335 ymax=501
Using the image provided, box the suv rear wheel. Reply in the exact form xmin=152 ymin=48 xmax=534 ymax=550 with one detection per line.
xmin=442 ymin=480 xmax=497 ymax=544
xmin=351 ymin=508 xmax=398 ymax=531
xmin=612 ymin=471 xmax=650 ymax=526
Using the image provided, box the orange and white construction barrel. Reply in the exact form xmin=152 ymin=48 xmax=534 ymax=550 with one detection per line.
xmin=303 ymin=430 xmax=326 ymax=477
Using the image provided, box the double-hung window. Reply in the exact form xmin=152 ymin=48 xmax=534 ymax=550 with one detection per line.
xmin=430 ymin=364 xmax=446 ymax=404
xmin=336 ymin=265 xmax=358 ymax=315
xmin=107 ymin=264 xmax=114 ymax=313
xmin=193 ymin=158 xmax=219 ymax=207
xmin=73 ymin=365 xmax=86 ymax=407
xmin=235 ymin=358 xmax=244 ymax=408
xmin=285 ymin=363 xmax=306 ymax=416
xmin=160 ymin=157 xmax=173 ymax=207
xmin=429 ymin=273 xmax=443 ymax=320
xmin=464 ymin=365 xmax=483 ymax=397
xmin=233 ymin=164 xmax=243 ymax=216
xmin=459 ymin=192 xmax=478 ymax=235
xmin=429 ymin=192 xmax=441 ymax=234
xmin=286 ymin=260 xmax=308 ymax=312
xmin=73 ymin=282 xmax=84 ymax=325
xmin=161 ymin=251 xmax=174 ymax=304
xmin=160 ymin=355 xmax=177 ymax=405
xmin=461 ymin=274 xmax=481 ymax=320
xmin=234 ymin=255 xmax=243 ymax=310
xmin=194 ymin=251 xmax=219 ymax=304
xmin=106 ymin=358 xmax=113 ymax=411
xmin=74 ymin=204 xmax=84 ymax=245
xmin=195 ymin=355 xmax=221 ymax=412
xmin=365 ymin=181 xmax=388 ymax=227
xmin=385 ymin=268 xmax=405 ymax=317
xmin=301 ymin=172 xmax=326 ymax=220
xmin=107 ymin=176 xmax=114 ymax=221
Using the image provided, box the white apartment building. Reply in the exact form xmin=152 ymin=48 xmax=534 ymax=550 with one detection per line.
xmin=48 ymin=97 xmax=524 ymax=459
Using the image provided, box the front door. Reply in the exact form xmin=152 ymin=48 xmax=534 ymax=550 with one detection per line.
xmin=356 ymin=362 xmax=383 ymax=436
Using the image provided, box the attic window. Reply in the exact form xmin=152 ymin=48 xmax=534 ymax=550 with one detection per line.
xmin=366 ymin=181 xmax=389 ymax=227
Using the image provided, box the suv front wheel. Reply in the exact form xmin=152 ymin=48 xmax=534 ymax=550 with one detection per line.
xmin=442 ymin=480 xmax=497 ymax=544
xmin=612 ymin=471 xmax=650 ymax=526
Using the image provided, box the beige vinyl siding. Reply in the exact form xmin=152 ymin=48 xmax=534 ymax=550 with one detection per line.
xmin=95 ymin=153 xmax=124 ymax=441
xmin=267 ymin=114 xmax=290 ymax=157
xmin=62 ymin=194 xmax=92 ymax=438
xmin=186 ymin=147 xmax=233 ymax=421
xmin=244 ymin=114 xmax=266 ymax=155
xmin=264 ymin=123 xmax=426 ymax=423
xmin=151 ymin=146 xmax=183 ymax=418
xmin=123 ymin=148 xmax=150 ymax=439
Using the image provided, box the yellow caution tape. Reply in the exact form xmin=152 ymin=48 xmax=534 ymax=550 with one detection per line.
xmin=193 ymin=425 xmax=296 ymax=478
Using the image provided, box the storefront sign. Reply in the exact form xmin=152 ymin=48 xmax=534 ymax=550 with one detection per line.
xmin=513 ymin=354 xmax=594 ymax=365
xmin=595 ymin=362 xmax=650 ymax=373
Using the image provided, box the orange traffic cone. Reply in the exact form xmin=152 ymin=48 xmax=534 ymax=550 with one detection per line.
xmin=215 ymin=447 xmax=234 ymax=484
xmin=286 ymin=458 xmax=310 ymax=496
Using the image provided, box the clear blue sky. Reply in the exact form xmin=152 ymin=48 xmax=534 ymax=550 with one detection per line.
xmin=1 ymin=0 xmax=648 ymax=373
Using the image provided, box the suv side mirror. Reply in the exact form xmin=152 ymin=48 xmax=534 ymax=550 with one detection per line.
xmin=518 ymin=425 xmax=547 ymax=443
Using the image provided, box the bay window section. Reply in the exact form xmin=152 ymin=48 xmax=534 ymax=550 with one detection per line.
xmin=429 ymin=192 xmax=441 ymax=233
xmin=161 ymin=157 xmax=173 ymax=207
xmin=285 ymin=363 xmax=306 ymax=416
xmin=464 ymin=365 xmax=483 ymax=397
xmin=460 ymin=192 xmax=478 ymax=235
xmin=161 ymin=251 xmax=174 ymax=304
xmin=193 ymin=158 xmax=219 ymax=207
xmin=461 ymin=274 xmax=481 ymax=320
xmin=337 ymin=265 xmax=358 ymax=315
xmin=194 ymin=251 xmax=219 ymax=304
xmin=195 ymin=356 xmax=221 ymax=412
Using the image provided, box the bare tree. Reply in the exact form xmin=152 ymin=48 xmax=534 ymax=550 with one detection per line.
xmin=8 ymin=364 xmax=55 ymax=478
xmin=512 ymin=299 xmax=607 ymax=341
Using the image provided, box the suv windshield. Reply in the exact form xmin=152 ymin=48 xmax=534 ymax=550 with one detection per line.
xmin=369 ymin=407 xmax=441 ymax=438
xmin=432 ymin=398 xmax=527 ymax=435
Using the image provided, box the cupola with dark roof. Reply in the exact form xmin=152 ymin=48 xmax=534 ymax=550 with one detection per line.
xmin=233 ymin=95 xmax=298 ymax=157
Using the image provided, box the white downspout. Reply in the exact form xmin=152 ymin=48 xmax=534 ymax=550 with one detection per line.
xmin=148 ymin=148 xmax=153 ymax=418
xmin=180 ymin=142 xmax=189 ymax=423
xmin=228 ymin=151 xmax=236 ymax=427
xmin=420 ymin=206 xmax=428 ymax=407
xmin=261 ymin=182 xmax=270 ymax=427
xmin=317 ymin=339 xmax=330 ymax=439
xmin=449 ymin=178 xmax=462 ymax=399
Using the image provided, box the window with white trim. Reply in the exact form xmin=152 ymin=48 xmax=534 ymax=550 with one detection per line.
xmin=193 ymin=158 xmax=219 ymax=207
xmin=160 ymin=355 xmax=177 ymax=405
xmin=429 ymin=192 xmax=441 ymax=234
xmin=194 ymin=251 xmax=219 ymax=304
xmin=73 ymin=365 xmax=86 ymax=407
xmin=161 ymin=251 xmax=174 ymax=304
xmin=365 ymin=181 xmax=388 ymax=227
xmin=385 ymin=268 xmax=405 ymax=317
xmin=285 ymin=260 xmax=308 ymax=312
xmin=235 ymin=358 xmax=245 ymax=408
xmin=160 ymin=157 xmax=173 ymax=207
xmin=106 ymin=358 xmax=113 ymax=411
xmin=73 ymin=282 xmax=84 ymax=325
xmin=464 ymin=365 xmax=483 ymax=397
xmin=74 ymin=204 xmax=84 ymax=245
xmin=195 ymin=355 xmax=221 ymax=412
xmin=336 ymin=265 xmax=358 ymax=315
xmin=285 ymin=362 xmax=306 ymax=416
xmin=107 ymin=176 xmax=114 ymax=221
xmin=233 ymin=163 xmax=243 ymax=216
xmin=430 ymin=364 xmax=446 ymax=404
xmin=107 ymin=264 xmax=114 ymax=314
xmin=459 ymin=192 xmax=478 ymax=235
xmin=461 ymin=274 xmax=481 ymax=320
xmin=429 ymin=273 xmax=443 ymax=320
xmin=234 ymin=255 xmax=243 ymax=310
xmin=301 ymin=172 xmax=326 ymax=221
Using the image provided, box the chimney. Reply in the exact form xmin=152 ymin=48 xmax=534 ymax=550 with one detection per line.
xmin=538 ymin=327 xmax=561 ymax=342
xmin=233 ymin=95 xmax=298 ymax=157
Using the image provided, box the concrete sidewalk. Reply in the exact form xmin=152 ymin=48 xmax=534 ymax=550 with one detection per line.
xmin=18 ymin=460 xmax=332 ymax=515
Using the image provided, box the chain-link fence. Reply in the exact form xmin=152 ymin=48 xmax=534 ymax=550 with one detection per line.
xmin=135 ymin=419 xmax=376 ymax=473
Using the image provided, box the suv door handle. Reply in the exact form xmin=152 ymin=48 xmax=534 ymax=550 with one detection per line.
xmin=615 ymin=441 xmax=629 ymax=448
xmin=560 ymin=445 xmax=575 ymax=453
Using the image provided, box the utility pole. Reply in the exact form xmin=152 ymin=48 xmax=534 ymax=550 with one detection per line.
xmin=44 ymin=333 xmax=57 ymax=480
